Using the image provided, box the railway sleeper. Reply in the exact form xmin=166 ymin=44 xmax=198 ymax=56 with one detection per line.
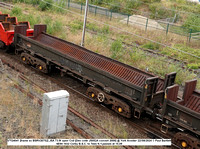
xmin=86 ymin=87 xmax=132 ymax=118
xmin=173 ymin=132 xmax=200 ymax=149
xmin=20 ymin=52 xmax=48 ymax=73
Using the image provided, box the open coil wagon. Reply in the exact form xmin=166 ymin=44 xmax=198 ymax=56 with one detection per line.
xmin=14 ymin=25 xmax=176 ymax=118
xmin=162 ymin=80 xmax=200 ymax=148
xmin=0 ymin=12 xmax=33 ymax=48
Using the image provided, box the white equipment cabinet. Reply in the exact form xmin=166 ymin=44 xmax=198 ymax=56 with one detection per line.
xmin=40 ymin=90 xmax=69 ymax=137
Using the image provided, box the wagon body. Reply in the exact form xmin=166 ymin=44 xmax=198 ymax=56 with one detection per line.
xmin=14 ymin=25 xmax=176 ymax=115
xmin=0 ymin=13 xmax=33 ymax=46
xmin=161 ymin=80 xmax=200 ymax=148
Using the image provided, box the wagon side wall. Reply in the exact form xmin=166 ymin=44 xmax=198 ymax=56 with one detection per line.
xmin=163 ymin=100 xmax=200 ymax=136
xmin=15 ymin=34 xmax=144 ymax=107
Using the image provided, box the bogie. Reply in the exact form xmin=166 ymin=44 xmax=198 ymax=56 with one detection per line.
xmin=86 ymin=86 xmax=132 ymax=118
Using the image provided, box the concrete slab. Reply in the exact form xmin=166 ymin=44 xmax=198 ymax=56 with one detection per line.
xmin=120 ymin=15 xmax=164 ymax=31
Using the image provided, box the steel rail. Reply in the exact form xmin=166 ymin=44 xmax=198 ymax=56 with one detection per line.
xmin=12 ymin=83 xmax=93 ymax=139
xmin=1 ymin=56 xmax=133 ymax=149
xmin=18 ymin=74 xmax=125 ymax=139
xmin=64 ymin=25 xmax=199 ymax=75
xmin=17 ymin=72 xmax=180 ymax=148
xmin=83 ymin=28 xmax=199 ymax=75
xmin=0 ymin=2 xmax=13 ymax=10
xmin=13 ymin=75 xmax=134 ymax=149
xmin=0 ymin=49 xmax=179 ymax=149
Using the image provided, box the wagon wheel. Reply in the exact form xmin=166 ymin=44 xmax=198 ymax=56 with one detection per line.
xmin=97 ymin=92 xmax=105 ymax=103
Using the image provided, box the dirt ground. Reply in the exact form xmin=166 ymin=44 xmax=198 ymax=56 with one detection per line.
xmin=0 ymin=69 xmax=96 ymax=149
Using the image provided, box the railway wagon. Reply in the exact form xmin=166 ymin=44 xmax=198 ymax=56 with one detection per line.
xmin=0 ymin=12 xmax=33 ymax=48
xmin=14 ymin=25 xmax=176 ymax=118
xmin=161 ymin=80 xmax=200 ymax=148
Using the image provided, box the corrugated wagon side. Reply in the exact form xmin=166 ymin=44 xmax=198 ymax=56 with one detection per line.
xmin=14 ymin=25 xmax=176 ymax=118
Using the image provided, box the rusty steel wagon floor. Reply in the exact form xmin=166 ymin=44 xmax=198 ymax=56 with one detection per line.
xmin=34 ymin=33 xmax=164 ymax=91
xmin=184 ymin=93 xmax=200 ymax=113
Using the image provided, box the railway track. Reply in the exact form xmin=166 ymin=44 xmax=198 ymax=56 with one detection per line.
xmin=83 ymin=28 xmax=200 ymax=75
xmin=0 ymin=2 xmax=13 ymax=10
xmin=1 ymin=55 xmax=136 ymax=148
xmin=5 ymin=68 xmax=133 ymax=149
xmin=0 ymin=2 xmax=190 ymax=147
xmin=0 ymin=51 xmax=180 ymax=148
xmin=18 ymin=74 xmax=126 ymax=140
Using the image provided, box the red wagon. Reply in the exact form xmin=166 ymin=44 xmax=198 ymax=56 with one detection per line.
xmin=0 ymin=12 xmax=33 ymax=48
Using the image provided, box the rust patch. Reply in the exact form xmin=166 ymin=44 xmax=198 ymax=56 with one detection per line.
xmin=0 ymin=14 xmax=9 ymax=21
xmin=185 ymin=93 xmax=200 ymax=113
xmin=5 ymin=17 xmax=17 ymax=25
xmin=15 ymin=25 xmax=27 ymax=36
xmin=166 ymin=84 xmax=179 ymax=102
xmin=33 ymin=24 xmax=46 ymax=38
xmin=183 ymin=79 xmax=197 ymax=103
xmin=182 ymin=80 xmax=200 ymax=112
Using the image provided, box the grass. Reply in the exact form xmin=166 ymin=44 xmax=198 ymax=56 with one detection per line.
xmin=66 ymin=9 xmax=200 ymax=65
xmin=141 ymin=42 xmax=160 ymax=50
xmin=72 ymin=0 xmax=200 ymax=27
xmin=161 ymin=44 xmax=200 ymax=65
xmin=68 ymin=20 xmax=110 ymax=35
xmin=110 ymin=39 xmax=123 ymax=59
xmin=1 ymin=3 xmax=200 ymax=89
xmin=89 ymin=127 xmax=103 ymax=136
xmin=0 ymin=132 xmax=2 ymax=148
xmin=0 ymin=75 xmax=41 ymax=142
xmin=10 ymin=6 xmax=64 ymax=35
xmin=68 ymin=20 xmax=83 ymax=33
xmin=0 ymin=71 xmax=83 ymax=148
xmin=109 ymin=44 xmax=200 ymax=87
xmin=86 ymin=32 xmax=200 ymax=88
xmin=10 ymin=3 xmax=200 ymax=51
xmin=11 ymin=6 xmax=22 ymax=15
xmin=100 ymin=119 xmax=128 ymax=139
